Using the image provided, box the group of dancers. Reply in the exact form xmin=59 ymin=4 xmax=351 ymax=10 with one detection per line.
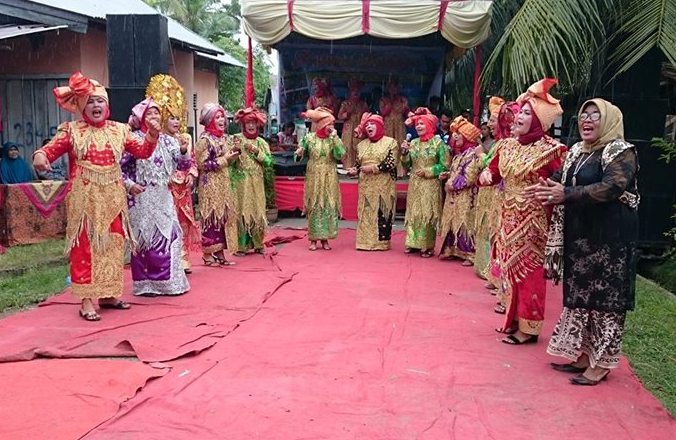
xmin=30 ymin=71 xmax=639 ymax=387
xmin=32 ymin=72 xmax=273 ymax=320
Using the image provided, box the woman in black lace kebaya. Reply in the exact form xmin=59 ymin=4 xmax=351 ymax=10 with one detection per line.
xmin=527 ymin=98 xmax=639 ymax=386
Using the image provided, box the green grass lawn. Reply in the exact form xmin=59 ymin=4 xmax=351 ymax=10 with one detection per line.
xmin=0 ymin=239 xmax=66 ymax=274
xmin=624 ymin=276 xmax=676 ymax=415
xmin=0 ymin=239 xmax=68 ymax=313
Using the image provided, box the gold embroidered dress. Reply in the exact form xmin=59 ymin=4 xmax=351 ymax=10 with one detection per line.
xmin=402 ymin=136 xmax=448 ymax=251
xmin=300 ymin=132 xmax=345 ymax=240
xmin=38 ymin=120 xmax=157 ymax=299
xmin=439 ymin=147 xmax=482 ymax=260
xmin=489 ymin=136 xmax=565 ymax=334
xmin=227 ymin=134 xmax=272 ymax=252
xmin=196 ymin=132 xmax=233 ymax=254
xmin=473 ymin=141 xmax=501 ymax=277
xmin=355 ymin=136 xmax=398 ymax=250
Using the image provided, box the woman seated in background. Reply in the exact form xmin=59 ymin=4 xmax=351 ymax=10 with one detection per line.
xmin=36 ymin=138 xmax=68 ymax=181
xmin=1 ymin=142 xmax=34 ymax=184
xmin=530 ymin=98 xmax=639 ymax=386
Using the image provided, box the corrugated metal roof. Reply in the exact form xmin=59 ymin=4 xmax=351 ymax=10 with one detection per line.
xmin=28 ymin=0 xmax=242 ymax=66
xmin=196 ymin=51 xmax=245 ymax=68
xmin=0 ymin=24 xmax=67 ymax=40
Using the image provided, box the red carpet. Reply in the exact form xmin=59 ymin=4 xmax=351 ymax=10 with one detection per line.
xmin=0 ymin=359 xmax=166 ymax=440
xmin=0 ymin=229 xmax=674 ymax=439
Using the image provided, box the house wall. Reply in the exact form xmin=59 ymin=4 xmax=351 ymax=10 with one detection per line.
xmin=0 ymin=29 xmax=81 ymax=76
xmin=193 ymin=68 xmax=219 ymax=137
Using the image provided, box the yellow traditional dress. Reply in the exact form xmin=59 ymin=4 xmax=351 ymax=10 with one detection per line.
xmin=402 ymin=136 xmax=448 ymax=251
xmin=439 ymin=147 xmax=482 ymax=261
xmin=196 ymin=132 xmax=233 ymax=254
xmin=473 ymin=141 xmax=501 ymax=277
xmin=300 ymin=132 xmax=345 ymax=240
xmin=355 ymin=136 xmax=398 ymax=250
xmin=226 ymin=134 xmax=271 ymax=253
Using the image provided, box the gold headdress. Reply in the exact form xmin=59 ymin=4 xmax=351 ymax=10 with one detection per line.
xmin=145 ymin=74 xmax=187 ymax=132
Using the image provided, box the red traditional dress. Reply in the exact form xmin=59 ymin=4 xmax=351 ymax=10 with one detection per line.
xmin=169 ymin=141 xmax=200 ymax=270
xmin=485 ymin=79 xmax=566 ymax=337
xmin=35 ymin=73 xmax=158 ymax=300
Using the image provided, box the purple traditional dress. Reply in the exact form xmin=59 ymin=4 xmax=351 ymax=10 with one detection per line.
xmin=121 ymin=133 xmax=191 ymax=296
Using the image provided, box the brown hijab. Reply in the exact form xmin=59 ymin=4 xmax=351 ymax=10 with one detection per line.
xmin=579 ymin=98 xmax=624 ymax=152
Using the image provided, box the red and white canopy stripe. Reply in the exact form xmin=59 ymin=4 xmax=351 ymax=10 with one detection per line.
xmin=241 ymin=0 xmax=493 ymax=48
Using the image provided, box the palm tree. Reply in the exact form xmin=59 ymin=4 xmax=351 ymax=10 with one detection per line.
xmin=445 ymin=0 xmax=676 ymax=108
xmin=145 ymin=0 xmax=239 ymax=41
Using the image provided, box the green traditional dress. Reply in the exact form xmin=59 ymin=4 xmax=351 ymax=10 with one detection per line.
xmin=226 ymin=134 xmax=272 ymax=253
xmin=300 ymin=132 xmax=345 ymax=241
xmin=401 ymin=136 xmax=448 ymax=252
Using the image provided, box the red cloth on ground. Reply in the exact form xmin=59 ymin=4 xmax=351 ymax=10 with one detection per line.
xmin=0 ymin=359 xmax=166 ymax=440
xmin=0 ymin=231 xmax=674 ymax=439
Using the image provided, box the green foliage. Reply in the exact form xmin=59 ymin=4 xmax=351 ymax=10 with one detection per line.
xmin=651 ymin=137 xmax=676 ymax=164
xmin=145 ymin=0 xmax=240 ymax=41
xmin=651 ymin=137 xmax=676 ymax=247
xmin=624 ymin=277 xmax=676 ymax=415
xmin=447 ymin=0 xmax=676 ymax=102
xmin=143 ymin=0 xmax=272 ymax=110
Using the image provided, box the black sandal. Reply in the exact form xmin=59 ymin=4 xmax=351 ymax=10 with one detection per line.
xmin=99 ymin=300 xmax=131 ymax=310
xmin=494 ymin=304 xmax=506 ymax=314
xmin=550 ymin=362 xmax=587 ymax=374
xmin=501 ymin=334 xmax=538 ymax=345
xmin=213 ymin=254 xmax=235 ymax=266
xmin=202 ymin=256 xmax=220 ymax=267
xmin=420 ymin=250 xmax=434 ymax=258
xmin=79 ymin=309 xmax=101 ymax=321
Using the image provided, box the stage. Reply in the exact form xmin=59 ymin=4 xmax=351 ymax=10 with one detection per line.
xmin=275 ymin=176 xmax=409 ymax=220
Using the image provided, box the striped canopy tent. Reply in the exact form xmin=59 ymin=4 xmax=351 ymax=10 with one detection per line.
xmin=240 ymin=0 xmax=493 ymax=119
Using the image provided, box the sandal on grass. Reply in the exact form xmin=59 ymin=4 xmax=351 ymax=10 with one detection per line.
xmin=79 ymin=309 xmax=101 ymax=321
xmin=99 ymin=300 xmax=131 ymax=310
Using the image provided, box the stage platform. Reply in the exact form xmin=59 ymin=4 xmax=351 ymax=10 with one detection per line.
xmin=275 ymin=176 xmax=409 ymax=220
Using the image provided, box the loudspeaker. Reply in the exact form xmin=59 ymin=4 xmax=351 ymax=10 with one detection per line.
xmin=106 ymin=87 xmax=146 ymax=123
xmin=107 ymin=14 xmax=169 ymax=87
